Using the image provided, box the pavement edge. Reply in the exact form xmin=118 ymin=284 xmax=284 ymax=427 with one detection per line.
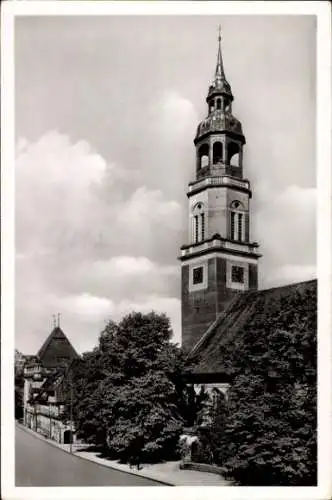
xmin=16 ymin=422 xmax=174 ymax=487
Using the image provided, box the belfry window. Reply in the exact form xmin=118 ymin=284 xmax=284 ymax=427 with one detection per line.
xmin=198 ymin=143 xmax=209 ymax=170
xmin=213 ymin=141 xmax=223 ymax=164
xmin=192 ymin=203 xmax=206 ymax=243
xmin=230 ymin=201 xmax=246 ymax=242
xmin=227 ymin=141 xmax=240 ymax=167
xmin=216 ymin=98 xmax=221 ymax=110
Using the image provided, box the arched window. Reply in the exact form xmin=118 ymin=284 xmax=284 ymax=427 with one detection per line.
xmin=192 ymin=203 xmax=205 ymax=243
xmin=198 ymin=143 xmax=209 ymax=170
xmin=227 ymin=141 xmax=240 ymax=167
xmin=213 ymin=141 xmax=223 ymax=164
xmin=230 ymin=200 xmax=246 ymax=242
xmin=216 ymin=98 xmax=221 ymax=110
xmin=209 ymin=99 xmax=215 ymax=114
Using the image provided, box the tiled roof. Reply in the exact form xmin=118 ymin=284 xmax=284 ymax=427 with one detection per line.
xmin=37 ymin=326 xmax=79 ymax=369
xmin=189 ymin=279 xmax=317 ymax=377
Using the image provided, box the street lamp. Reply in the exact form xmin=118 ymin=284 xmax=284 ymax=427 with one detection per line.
xmin=49 ymin=403 xmax=52 ymax=440
xmin=69 ymin=370 xmax=73 ymax=454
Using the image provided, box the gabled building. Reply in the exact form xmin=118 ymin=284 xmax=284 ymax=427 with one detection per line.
xmin=23 ymin=325 xmax=79 ymax=444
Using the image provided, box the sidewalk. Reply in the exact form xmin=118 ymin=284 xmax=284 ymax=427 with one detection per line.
xmin=17 ymin=423 xmax=230 ymax=486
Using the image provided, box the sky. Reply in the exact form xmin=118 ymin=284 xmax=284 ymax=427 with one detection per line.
xmin=15 ymin=15 xmax=316 ymax=355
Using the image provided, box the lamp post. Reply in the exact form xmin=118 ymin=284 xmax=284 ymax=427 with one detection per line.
xmin=69 ymin=370 xmax=73 ymax=454
xmin=49 ymin=403 xmax=52 ymax=440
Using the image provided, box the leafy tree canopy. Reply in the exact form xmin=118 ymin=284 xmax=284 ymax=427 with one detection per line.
xmin=65 ymin=311 xmax=189 ymax=464
xmin=210 ymin=284 xmax=317 ymax=486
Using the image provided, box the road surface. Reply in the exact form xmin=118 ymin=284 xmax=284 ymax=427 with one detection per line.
xmin=16 ymin=424 xmax=164 ymax=486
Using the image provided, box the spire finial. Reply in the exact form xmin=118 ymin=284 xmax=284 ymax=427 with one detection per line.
xmin=215 ymin=25 xmax=225 ymax=81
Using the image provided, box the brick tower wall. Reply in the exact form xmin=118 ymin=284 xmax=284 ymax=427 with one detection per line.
xmin=181 ymin=257 xmax=240 ymax=352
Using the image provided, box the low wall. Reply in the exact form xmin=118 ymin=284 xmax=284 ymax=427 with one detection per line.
xmin=180 ymin=461 xmax=224 ymax=476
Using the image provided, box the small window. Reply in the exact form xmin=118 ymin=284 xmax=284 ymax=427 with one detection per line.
xmin=232 ymin=266 xmax=244 ymax=283
xmin=194 ymin=215 xmax=199 ymax=243
xmin=230 ymin=212 xmax=235 ymax=240
xmin=238 ymin=213 xmax=243 ymax=241
xmin=193 ymin=266 xmax=204 ymax=285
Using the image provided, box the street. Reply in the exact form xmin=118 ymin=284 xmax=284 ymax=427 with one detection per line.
xmin=15 ymin=424 xmax=163 ymax=486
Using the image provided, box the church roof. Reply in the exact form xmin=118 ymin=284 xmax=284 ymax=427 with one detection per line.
xmin=37 ymin=326 xmax=79 ymax=369
xmin=189 ymin=279 xmax=317 ymax=378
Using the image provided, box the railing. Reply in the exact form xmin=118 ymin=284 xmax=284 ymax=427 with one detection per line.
xmin=180 ymin=238 xmax=259 ymax=257
xmin=188 ymin=175 xmax=250 ymax=193
xmin=24 ymin=365 xmax=43 ymax=376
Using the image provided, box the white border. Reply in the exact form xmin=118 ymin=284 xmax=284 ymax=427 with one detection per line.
xmin=2 ymin=2 xmax=331 ymax=500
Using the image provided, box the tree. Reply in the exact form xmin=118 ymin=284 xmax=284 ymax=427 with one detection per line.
xmin=15 ymin=351 xmax=25 ymax=420
xmin=210 ymin=286 xmax=317 ymax=486
xmin=69 ymin=312 xmax=185 ymax=465
xmin=60 ymin=350 xmax=108 ymax=446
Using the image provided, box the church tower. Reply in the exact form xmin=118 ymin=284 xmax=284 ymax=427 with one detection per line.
xmin=180 ymin=31 xmax=261 ymax=352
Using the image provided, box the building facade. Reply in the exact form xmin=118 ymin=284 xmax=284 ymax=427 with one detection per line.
xmin=23 ymin=326 xmax=79 ymax=444
xmin=179 ymin=32 xmax=261 ymax=354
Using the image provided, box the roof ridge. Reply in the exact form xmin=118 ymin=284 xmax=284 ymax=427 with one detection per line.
xmin=261 ymin=278 xmax=316 ymax=293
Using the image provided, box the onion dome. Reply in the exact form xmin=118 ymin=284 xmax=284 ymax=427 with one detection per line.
xmin=194 ymin=28 xmax=245 ymax=145
xmin=195 ymin=110 xmax=244 ymax=143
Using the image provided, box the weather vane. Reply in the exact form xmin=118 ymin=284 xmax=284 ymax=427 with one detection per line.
xmin=218 ymin=24 xmax=221 ymax=42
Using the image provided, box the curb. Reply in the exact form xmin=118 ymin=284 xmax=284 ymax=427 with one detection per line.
xmin=16 ymin=422 xmax=173 ymax=486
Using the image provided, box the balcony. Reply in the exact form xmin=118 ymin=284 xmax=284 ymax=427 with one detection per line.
xmin=180 ymin=237 xmax=260 ymax=260
xmin=24 ymin=364 xmax=43 ymax=377
xmin=188 ymin=175 xmax=250 ymax=194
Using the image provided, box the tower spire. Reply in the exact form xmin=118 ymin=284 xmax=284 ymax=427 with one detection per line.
xmin=215 ymin=25 xmax=225 ymax=82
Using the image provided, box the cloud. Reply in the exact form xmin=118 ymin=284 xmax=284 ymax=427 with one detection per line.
xmin=15 ymin=130 xmax=183 ymax=353
xmin=56 ymin=293 xmax=113 ymax=322
xmin=15 ymin=102 xmax=316 ymax=355
xmin=264 ymin=265 xmax=316 ymax=288
xmin=254 ymin=184 xmax=316 ymax=287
